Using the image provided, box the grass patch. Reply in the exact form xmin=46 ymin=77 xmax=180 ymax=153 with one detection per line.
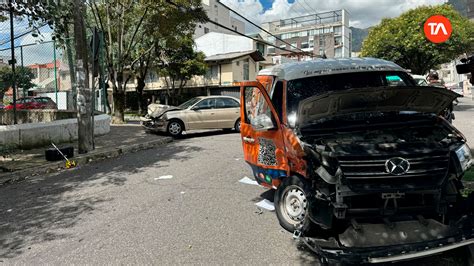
xmin=463 ymin=168 xmax=474 ymax=181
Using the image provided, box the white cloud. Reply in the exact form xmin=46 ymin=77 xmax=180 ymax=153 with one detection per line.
xmin=221 ymin=0 xmax=445 ymax=30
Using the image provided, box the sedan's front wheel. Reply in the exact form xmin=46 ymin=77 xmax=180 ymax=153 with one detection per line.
xmin=167 ymin=120 xmax=183 ymax=137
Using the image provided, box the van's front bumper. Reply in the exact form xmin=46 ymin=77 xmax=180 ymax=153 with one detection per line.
xmin=303 ymin=218 xmax=474 ymax=264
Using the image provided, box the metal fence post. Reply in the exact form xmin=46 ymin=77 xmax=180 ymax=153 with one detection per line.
xmin=53 ymin=40 xmax=59 ymax=106
xmin=9 ymin=0 xmax=17 ymax=124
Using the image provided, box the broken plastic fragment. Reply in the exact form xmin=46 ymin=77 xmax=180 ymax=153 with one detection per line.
xmin=155 ymin=175 xmax=173 ymax=180
xmin=255 ymin=199 xmax=275 ymax=211
xmin=239 ymin=176 xmax=259 ymax=186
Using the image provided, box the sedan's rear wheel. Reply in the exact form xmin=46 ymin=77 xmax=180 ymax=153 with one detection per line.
xmin=167 ymin=120 xmax=183 ymax=137
xmin=234 ymin=119 xmax=241 ymax=133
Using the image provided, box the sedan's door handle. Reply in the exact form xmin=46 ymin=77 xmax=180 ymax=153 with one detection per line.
xmin=243 ymin=136 xmax=255 ymax=144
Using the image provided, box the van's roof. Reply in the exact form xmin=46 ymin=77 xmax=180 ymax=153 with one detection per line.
xmin=258 ymin=57 xmax=405 ymax=81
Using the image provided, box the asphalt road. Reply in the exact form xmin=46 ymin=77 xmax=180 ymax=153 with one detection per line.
xmin=1 ymin=98 xmax=473 ymax=264
xmin=0 ymin=131 xmax=319 ymax=264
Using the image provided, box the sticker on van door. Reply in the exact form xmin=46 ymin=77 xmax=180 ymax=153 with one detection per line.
xmin=257 ymin=138 xmax=277 ymax=166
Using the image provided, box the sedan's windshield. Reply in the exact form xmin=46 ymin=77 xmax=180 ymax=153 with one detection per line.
xmin=178 ymin=97 xmax=201 ymax=109
xmin=286 ymin=71 xmax=415 ymax=120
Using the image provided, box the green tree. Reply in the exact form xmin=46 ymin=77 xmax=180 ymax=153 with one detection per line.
xmin=89 ymin=0 xmax=207 ymax=122
xmin=0 ymin=66 xmax=35 ymax=99
xmin=158 ymin=36 xmax=208 ymax=105
xmin=131 ymin=0 xmax=207 ymax=113
xmin=361 ymin=4 xmax=474 ymax=74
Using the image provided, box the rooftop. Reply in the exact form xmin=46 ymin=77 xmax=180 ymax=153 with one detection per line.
xmin=258 ymin=57 xmax=405 ymax=80
xmin=263 ymin=10 xmax=345 ymax=29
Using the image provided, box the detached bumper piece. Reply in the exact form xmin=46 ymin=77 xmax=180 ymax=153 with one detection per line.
xmin=303 ymin=218 xmax=474 ymax=264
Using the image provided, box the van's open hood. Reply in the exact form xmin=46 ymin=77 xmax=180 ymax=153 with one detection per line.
xmin=297 ymin=86 xmax=458 ymax=127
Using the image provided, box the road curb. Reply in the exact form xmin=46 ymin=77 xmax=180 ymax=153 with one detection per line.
xmin=0 ymin=137 xmax=173 ymax=186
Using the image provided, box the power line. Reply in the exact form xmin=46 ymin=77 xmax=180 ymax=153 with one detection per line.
xmin=293 ymin=1 xmax=312 ymax=16
xmin=165 ymin=0 xmax=309 ymax=56
xmin=302 ymin=0 xmax=317 ymax=14
xmin=216 ymin=1 xmax=308 ymax=54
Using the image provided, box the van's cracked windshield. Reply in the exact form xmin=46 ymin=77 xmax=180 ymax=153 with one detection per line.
xmin=0 ymin=0 xmax=473 ymax=264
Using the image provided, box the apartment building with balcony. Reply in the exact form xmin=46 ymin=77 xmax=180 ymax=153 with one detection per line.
xmin=261 ymin=10 xmax=351 ymax=60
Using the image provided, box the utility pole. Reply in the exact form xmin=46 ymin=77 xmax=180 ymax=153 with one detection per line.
xmin=8 ymin=0 xmax=17 ymax=125
xmin=73 ymin=0 xmax=93 ymax=154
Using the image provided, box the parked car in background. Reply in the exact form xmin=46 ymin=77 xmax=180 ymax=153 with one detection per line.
xmin=0 ymin=103 xmax=4 ymax=109
xmin=141 ymin=96 xmax=241 ymax=137
xmin=411 ymin=74 xmax=428 ymax=86
xmin=4 ymin=97 xmax=57 ymax=110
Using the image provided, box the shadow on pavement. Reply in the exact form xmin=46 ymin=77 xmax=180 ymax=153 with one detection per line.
xmin=0 ymin=140 xmax=202 ymax=259
xmin=151 ymin=129 xmax=239 ymax=140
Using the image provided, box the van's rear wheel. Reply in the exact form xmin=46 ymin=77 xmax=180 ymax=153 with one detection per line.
xmin=275 ymin=176 xmax=313 ymax=234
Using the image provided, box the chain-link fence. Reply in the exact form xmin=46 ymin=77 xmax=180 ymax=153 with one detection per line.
xmin=0 ymin=18 xmax=108 ymax=113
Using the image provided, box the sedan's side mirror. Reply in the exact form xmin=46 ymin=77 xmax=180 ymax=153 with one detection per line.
xmin=191 ymin=106 xmax=200 ymax=111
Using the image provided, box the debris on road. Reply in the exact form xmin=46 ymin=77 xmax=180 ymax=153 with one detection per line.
xmin=155 ymin=175 xmax=173 ymax=180
xmin=255 ymin=199 xmax=275 ymax=211
xmin=239 ymin=176 xmax=259 ymax=186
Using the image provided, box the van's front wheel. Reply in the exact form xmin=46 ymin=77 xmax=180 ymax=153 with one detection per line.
xmin=275 ymin=176 xmax=313 ymax=234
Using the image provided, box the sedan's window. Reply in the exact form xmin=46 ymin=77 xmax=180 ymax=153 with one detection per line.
xmin=195 ymin=98 xmax=215 ymax=109
xmin=216 ymin=98 xmax=239 ymax=108
xmin=179 ymin=97 xmax=201 ymax=109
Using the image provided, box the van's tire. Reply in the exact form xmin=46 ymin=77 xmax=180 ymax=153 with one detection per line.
xmin=275 ymin=175 xmax=313 ymax=235
xmin=234 ymin=118 xmax=241 ymax=133
xmin=167 ymin=120 xmax=184 ymax=137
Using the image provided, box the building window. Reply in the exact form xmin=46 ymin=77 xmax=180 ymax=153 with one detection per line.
xmin=268 ymin=47 xmax=276 ymax=54
xmin=279 ymin=44 xmax=286 ymax=50
xmin=334 ymin=26 xmax=342 ymax=35
xmin=319 ymin=38 xmax=323 ymax=47
xmin=236 ymin=61 xmax=240 ymax=66
xmin=334 ymin=36 xmax=342 ymax=46
xmin=243 ymin=60 xmax=249 ymax=80
xmin=291 ymin=43 xmax=298 ymax=50
xmin=335 ymin=47 xmax=342 ymax=58
xmin=204 ymin=27 xmax=209 ymax=34
xmin=257 ymin=43 xmax=265 ymax=55
xmin=206 ymin=65 xmax=218 ymax=79
xmin=301 ymin=42 xmax=309 ymax=49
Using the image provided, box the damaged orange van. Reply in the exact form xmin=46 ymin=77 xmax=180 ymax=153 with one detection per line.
xmin=239 ymin=58 xmax=473 ymax=264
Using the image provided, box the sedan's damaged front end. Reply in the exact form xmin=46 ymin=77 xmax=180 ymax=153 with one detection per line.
xmin=295 ymin=87 xmax=473 ymax=263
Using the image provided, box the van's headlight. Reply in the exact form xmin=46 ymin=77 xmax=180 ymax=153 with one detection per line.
xmin=455 ymin=144 xmax=472 ymax=172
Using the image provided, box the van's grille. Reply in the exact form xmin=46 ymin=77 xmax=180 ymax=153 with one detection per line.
xmin=338 ymin=152 xmax=450 ymax=192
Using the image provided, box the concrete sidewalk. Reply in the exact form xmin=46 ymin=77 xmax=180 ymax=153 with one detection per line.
xmin=0 ymin=123 xmax=172 ymax=185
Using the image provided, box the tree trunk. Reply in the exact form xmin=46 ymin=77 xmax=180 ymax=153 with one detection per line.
xmin=136 ymin=76 xmax=146 ymax=115
xmin=112 ymin=88 xmax=125 ymax=124
xmin=73 ymin=0 xmax=93 ymax=154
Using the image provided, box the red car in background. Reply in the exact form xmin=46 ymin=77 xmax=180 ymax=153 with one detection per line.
xmin=5 ymin=97 xmax=57 ymax=110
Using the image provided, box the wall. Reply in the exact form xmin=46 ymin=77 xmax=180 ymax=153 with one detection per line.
xmin=38 ymin=91 xmax=70 ymax=110
xmin=220 ymin=64 xmax=234 ymax=85
xmin=0 ymin=110 xmax=76 ymax=125
xmin=0 ymin=114 xmax=110 ymax=149
xmin=195 ymin=32 xmax=254 ymax=57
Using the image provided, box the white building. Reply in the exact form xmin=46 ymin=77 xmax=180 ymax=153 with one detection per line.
xmin=194 ymin=0 xmax=246 ymax=39
xmin=261 ymin=10 xmax=352 ymax=60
